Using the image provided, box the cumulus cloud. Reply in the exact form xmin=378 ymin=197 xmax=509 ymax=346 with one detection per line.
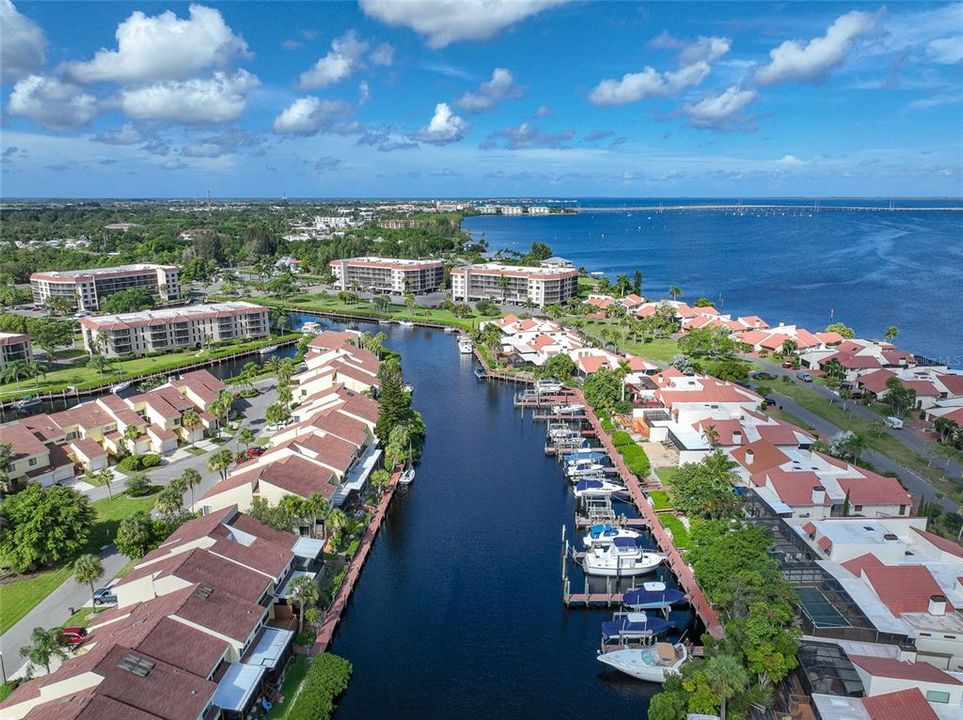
xmin=589 ymin=61 xmax=712 ymax=105
xmin=681 ymin=86 xmax=756 ymax=128
xmin=7 ymin=75 xmax=99 ymax=130
xmin=411 ymin=103 xmax=468 ymax=144
xmin=481 ymin=122 xmax=575 ymax=150
xmin=370 ymin=42 xmax=395 ymax=66
xmin=272 ymin=96 xmax=357 ymax=136
xmin=926 ymin=35 xmax=963 ymax=64
xmin=120 ymin=70 xmax=259 ymax=123
xmin=456 ymin=68 xmax=522 ymax=113
xmin=298 ymin=30 xmax=369 ymax=89
xmin=1 ymin=0 xmax=46 ymax=80
xmin=777 ymin=154 xmax=806 ymax=166
xmin=649 ymin=32 xmax=731 ymax=64
xmin=359 ymin=0 xmax=567 ymax=48
xmin=754 ymin=10 xmax=876 ymax=85
xmin=65 ymin=4 xmax=249 ymax=84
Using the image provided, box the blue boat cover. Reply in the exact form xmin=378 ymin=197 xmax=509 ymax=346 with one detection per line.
xmin=576 ymin=480 xmax=603 ymax=491
xmin=601 ymin=615 xmax=670 ymax=638
xmin=622 ymin=587 xmax=686 ymax=608
xmin=612 ymin=537 xmax=638 ymax=548
xmin=590 ymin=524 xmax=617 ymax=538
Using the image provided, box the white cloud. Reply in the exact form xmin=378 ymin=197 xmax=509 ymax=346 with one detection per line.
xmin=120 ymin=70 xmax=259 ymax=123
xmin=359 ymin=0 xmax=568 ymax=48
xmin=456 ymin=68 xmax=521 ymax=113
xmin=754 ymin=10 xmax=876 ymax=86
xmin=481 ymin=122 xmax=574 ymax=150
xmin=92 ymin=123 xmax=144 ymax=145
xmin=650 ymin=32 xmax=731 ymax=64
xmin=370 ymin=42 xmax=395 ymax=66
xmin=681 ymin=86 xmax=756 ymax=128
xmin=7 ymin=75 xmax=99 ymax=130
xmin=1 ymin=0 xmax=45 ymax=80
xmin=926 ymin=35 xmax=963 ymax=64
xmin=411 ymin=103 xmax=468 ymax=144
xmin=65 ymin=4 xmax=249 ymax=84
xmin=777 ymin=154 xmax=806 ymax=166
xmin=589 ymin=61 xmax=711 ymax=106
xmin=272 ymin=96 xmax=356 ymax=135
xmin=298 ymin=30 xmax=369 ymax=89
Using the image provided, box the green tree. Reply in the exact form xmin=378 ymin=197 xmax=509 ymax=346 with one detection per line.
xmin=373 ymin=294 xmax=391 ymax=313
xmin=179 ymin=467 xmax=202 ymax=511
xmin=326 ymin=508 xmax=350 ymax=547
xmin=44 ymin=296 xmax=74 ymax=317
xmin=668 ymin=285 xmax=682 ymax=301
xmin=824 ymin=322 xmax=855 ymax=339
xmin=374 ymin=357 xmax=410 ymax=441
xmin=101 ymin=288 xmax=156 ymax=314
xmin=87 ymin=353 xmax=112 ymax=376
xmin=208 ymin=448 xmax=235 ymax=482
xmin=72 ymin=553 xmax=104 ymax=606
xmin=180 ymin=408 xmax=201 ymax=446
xmin=0 ymin=485 xmax=95 ymax=572
xmin=115 ymin=510 xmax=157 ymax=559
xmin=685 ymin=654 xmax=748 ymax=720
xmin=156 ymin=485 xmax=184 ymax=517
xmin=124 ymin=473 xmax=151 ymax=496
xmin=884 ymin=325 xmax=900 ymax=343
xmin=265 ymin=401 xmax=291 ymax=427
xmin=19 ymin=627 xmax=68 ymax=677
xmin=885 ymin=376 xmax=917 ymax=417
xmin=237 ymin=427 xmax=255 ymax=449
xmin=542 ymin=353 xmax=576 ymax=381
xmin=632 ymin=270 xmax=643 ymax=296
xmin=669 ymin=452 xmax=742 ymax=520
xmin=31 ymin=320 xmax=75 ymax=360
xmin=679 ymin=327 xmax=737 ymax=359
xmin=270 ymin=307 xmax=291 ymax=334
xmin=288 ymin=574 xmax=320 ymax=633
xmin=0 ymin=442 xmax=14 ymax=494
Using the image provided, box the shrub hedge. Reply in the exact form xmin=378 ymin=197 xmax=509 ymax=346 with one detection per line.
xmin=609 ymin=431 xmax=651 ymax=476
xmin=117 ymin=454 xmax=161 ymax=472
xmin=287 ymin=653 xmax=353 ymax=720
xmin=611 ymin=430 xmax=633 ymax=448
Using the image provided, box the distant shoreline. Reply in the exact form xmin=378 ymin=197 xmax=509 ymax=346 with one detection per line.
xmin=576 ymin=204 xmax=963 ymax=213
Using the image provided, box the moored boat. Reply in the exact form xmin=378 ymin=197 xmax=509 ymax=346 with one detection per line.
xmin=622 ymin=582 xmax=686 ymax=610
xmin=582 ymin=523 xmax=642 ymax=549
xmin=111 ymin=381 xmax=132 ymax=393
xmin=398 ymin=320 xmax=414 ymax=328
xmin=573 ymin=479 xmax=624 ymax=498
xmin=583 ymin=537 xmax=663 ymax=577
xmin=551 ymin=402 xmax=584 ymax=415
xmin=258 ymin=344 xmax=278 ymax=355
xmin=597 ymin=642 xmax=688 ymax=682
xmin=399 ymin=467 xmax=415 ymax=485
xmin=457 ymin=336 xmax=473 ymax=354
xmin=600 ymin=611 xmax=670 ymax=641
xmin=14 ymin=396 xmax=41 ymax=413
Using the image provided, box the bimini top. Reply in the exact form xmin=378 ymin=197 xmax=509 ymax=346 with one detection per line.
xmin=613 ymin=537 xmax=639 ymax=549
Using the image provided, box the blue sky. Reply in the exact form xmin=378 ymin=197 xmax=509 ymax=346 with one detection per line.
xmin=1 ymin=0 xmax=961 ymax=198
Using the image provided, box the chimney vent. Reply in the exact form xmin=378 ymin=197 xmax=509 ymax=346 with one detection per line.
xmin=929 ymin=595 xmax=947 ymax=616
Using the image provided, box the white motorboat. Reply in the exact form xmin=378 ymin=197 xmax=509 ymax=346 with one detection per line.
xmin=301 ymin=321 xmax=322 ymax=334
xmin=552 ymin=402 xmax=584 ymax=415
xmin=566 ymin=459 xmax=605 ymax=476
xmin=111 ymin=381 xmax=132 ymax=393
xmin=398 ymin=320 xmax=415 ymax=328
xmin=458 ymin=336 xmax=473 ymax=354
xmin=573 ymin=479 xmax=624 ymax=498
xmin=600 ymin=611 xmax=670 ymax=641
xmin=583 ymin=538 xmax=663 ymax=577
xmin=597 ymin=643 xmax=689 ymax=683
xmin=403 ymin=383 xmax=414 ymax=394
xmin=444 ymin=326 xmax=456 ymax=334
xmin=582 ymin=523 xmax=642 ymax=549
xmin=534 ymin=379 xmax=562 ymax=394
xmin=258 ymin=345 xmax=279 ymax=355
xmin=398 ymin=467 xmax=415 ymax=485
xmin=621 ymin=582 xmax=687 ymax=610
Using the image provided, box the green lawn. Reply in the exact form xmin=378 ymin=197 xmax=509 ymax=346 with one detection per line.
xmin=768 ymin=407 xmax=817 ymax=433
xmin=563 ymin=316 xmax=679 ymax=365
xmin=267 ymin=655 xmax=311 ymax=719
xmin=0 ymin=334 xmax=298 ymax=401
xmin=64 ymin=605 xmax=109 ymax=627
xmin=184 ymin=446 xmax=207 ymax=456
xmin=648 ymin=489 xmax=672 ymax=510
xmin=0 ymin=490 xmax=157 ymax=634
xmin=655 ymin=467 xmax=679 ymax=485
xmin=660 ymin=514 xmax=690 ymax=549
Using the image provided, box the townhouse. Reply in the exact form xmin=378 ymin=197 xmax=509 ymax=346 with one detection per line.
xmin=329 ymin=256 xmax=445 ymax=294
xmin=859 ymin=366 xmax=963 ymax=412
xmin=79 ymin=302 xmax=270 ymax=358
xmin=0 ymin=333 xmax=34 ymax=367
xmin=30 ymin=263 xmax=181 ymax=312
xmin=0 ymin=507 xmax=316 ymax=720
xmin=0 ymin=370 xmax=227 ymax=487
xmin=450 ymin=263 xmax=578 ymax=307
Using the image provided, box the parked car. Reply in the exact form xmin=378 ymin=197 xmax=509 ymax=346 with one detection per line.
xmin=57 ymin=627 xmax=88 ymax=647
xmin=781 ymin=361 xmax=794 ymax=369
xmin=796 ymin=371 xmax=813 ymax=382
xmin=884 ymin=416 xmax=904 ymax=429
xmin=93 ymin=587 xmax=117 ymax=605
xmin=245 ymin=446 xmax=266 ymax=458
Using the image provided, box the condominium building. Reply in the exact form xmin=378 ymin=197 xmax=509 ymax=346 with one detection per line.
xmin=79 ymin=301 xmax=269 ymax=357
xmin=30 ymin=263 xmax=182 ymax=311
xmin=329 ymin=256 xmax=444 ymax=294
xmin=0 ymin=333 xmax=33 ymax=367
xmin=450 ymin=263 xmax=579 ymax=307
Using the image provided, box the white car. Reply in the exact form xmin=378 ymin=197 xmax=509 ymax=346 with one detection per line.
xmin=884 ymin=416 xmax=904 ymax=429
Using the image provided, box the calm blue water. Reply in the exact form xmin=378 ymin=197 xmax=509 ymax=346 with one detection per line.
xmin=288 ymin=317 xmax=693 ymax=719
xmin=465 ymin=202 xmax=963 ymax=367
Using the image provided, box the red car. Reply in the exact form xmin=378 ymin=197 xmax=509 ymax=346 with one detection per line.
xmin=57 ymin=627 xmax=88 ymax=647
xmin=245 ymin=446 xmax=266 ymax=458
xmin=781 ymin=361 xmax=794 ymax=369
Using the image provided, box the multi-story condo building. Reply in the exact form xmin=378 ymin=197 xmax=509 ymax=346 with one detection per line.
xmin=79 ymin=302 xmax=269 ymax=357
xmin=329 ymin=256 xmax=445 ymax=294
xmin=0 ymin=333 xmax=33 ymax=367
xmin=30 ymin=263 xmax=182 ymax=311
xmin=450 ymin=263 xmax=579 ymax=307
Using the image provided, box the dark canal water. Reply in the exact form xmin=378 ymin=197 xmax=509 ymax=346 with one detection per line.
xmin=303 ymin=317 xmax=692 ymax=720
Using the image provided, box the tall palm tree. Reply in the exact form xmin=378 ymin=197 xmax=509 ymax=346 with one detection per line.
xmin=884 ymin=325 xmax=900 ymax=343
xmin=304 ymin=492 xmax=329 ymax=538
xmin=237 ymin=427 xmax=255 ymax=450
xmin=288 ymin=574 xmax=319 ymax=634
xmin=325 ymin=508 xmax=350 ymax=547
xmin=668 ymin=285 xmax=682 ymax=301
xmin=181 ymin=409 xmax=201 ymax=446
xmin=179 ymin=468 xmax=202 ymax=511
xmin=73 ymin=553 xmax=104 ymax=606
xmin=156 ymin=486 xmax=184 ymax=516
xmin=122 ymin=424 xmax=140 ymax=455
xmin=20 ymin=627 xmax=68 ymax=677
xmin=702 ymin=654 xmax=748 ymax=720
xmin=208 ymin=448 xmax=234 ymax=481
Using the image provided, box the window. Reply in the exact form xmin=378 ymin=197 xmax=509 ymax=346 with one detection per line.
xmin=853 ymin=505 xmax=863 ymax=512
xmin=926 ymin=691 xmax=950 ymax=704
xmin=28 ymin=457 xmax=37 ymax=467
xmin=899 ymin=505 xmax=907 ymax=515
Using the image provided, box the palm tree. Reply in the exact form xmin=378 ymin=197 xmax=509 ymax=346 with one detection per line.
xmin=668 ymin=285 xmax=682 ymax=301
xmin=288 ymin=574 xmax=319 ymax=634
xmin=237 ymin=427 xmax=255 ymax=450
xmin=122 ymin=424 xmax=140 ymax=456
xmin=156 ymin=486 xmax=184 ymax=516
xmin=88 ymin=468 xmax=114 ymax=500
xmin=22 ymin=360 xmax=42 ymax=387
xmin=87 ymin=353 xmax=112 ymax=376
xmin=703 ymin=423 xmax=721 ymax=447
xmin=702 ymin=654 xmax=748 ymax=720
xmin=73 ymin=553 xmax=104 ymax=606
xmin=179 ymin=468 xmax=202 ymax=511
xmin=304 ymin=492 xmax=329 ymax=538
xmin=846 ymin=433 xmax=868 ymax=463
xmin=884 ymin=325 xmax=900 ymax=343
xmin=19 ymin=627 xmax=68 ymax=677
xmin=326 ymin=508 xmax=350 ymax=547
xmin=497 ymin=274 xmax=509 ymax=303
xmin=208 ymin=448 xmax=234 ymax=481
xmin=181 ymin=409 xmax=201 ymax=446
xmin=2 ymin=360 xmax=27 ymax=390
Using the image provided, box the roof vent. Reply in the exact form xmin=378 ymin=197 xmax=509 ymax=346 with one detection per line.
xmin=194 ymin=584 xmax=213 ymax=599
xmin=883 ymin=533 xmax=898 ymax=541
xmin=929 ymin=594 xmax=948 ymax=616
xmin=118 ymin=654 xmax=155 ymax=677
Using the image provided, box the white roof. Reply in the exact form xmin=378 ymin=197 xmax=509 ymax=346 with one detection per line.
xmin=213 ymin=663 xmax=266 ymax=712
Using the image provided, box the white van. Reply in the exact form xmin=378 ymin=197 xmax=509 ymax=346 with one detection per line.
xmin=884 ymin=416 xmax=904 ymax=430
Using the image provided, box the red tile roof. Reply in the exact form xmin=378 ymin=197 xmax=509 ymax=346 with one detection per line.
xmin=836 ymin=472 xmax=911 ymax=507
xmin=765 ymin=470 xmax=831 ymax=507
xmin=912 ymin=527 xmax=963 ymax=558
xmin=861 ymin=689 xmax=939 ymax=720
xmin=731 ymin=439 xmax=789 ymax=473
xmin=842 ymin=553 xmax=885 ymax=576
xmin=862 ymin=565 xmax=952 ymax=615
xmin=850 ymin=655 xmax=962 ymax=685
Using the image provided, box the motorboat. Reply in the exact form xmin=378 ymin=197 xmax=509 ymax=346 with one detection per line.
xmin=111 ymin=381 xmax=132 ymax=394
xmin=444 ymin=326 xmax=456 ymax=333
xmin=566 ymin=459 xmax=606 ymax=476
xmin=566 ymin=449 xmax=604 ymax=463
xmin=403 ymin=383 xmax=414 ymax=394
xmin=583 ymin=523 xmax=642 ymax=549
xmin=398 ymin=467 xmax=415 ymax=485
xmin=600 ymin=611 xmax=670 ymax=642
xmin=568 ymin=468 xmax=607 ymax=483
xmin=534 ymin=379 xmax=562 ymax=394
xmin=14 ymin=396 xmax=41 ymax=414
xmin=398 ymin=320 xmax=414 ymax=328
xmin=574 ymin=479 xmax=624 ymax=498
xmin=597 ymin=642 xmax=688 ymax=683
xmin=300 ymin=321 xmax=322 ymax=334
xmin=583 ymin=537 xmax=663 ymax=577
xmin=457 ymin=336 xmax=473 ymax=354
xmin=258 ymin=345 xmax=279 ymax=355
xmin=552 ymin=402 xmax=584 ymax=415
xmin=622 ymin=582 xmax=686 ymax=610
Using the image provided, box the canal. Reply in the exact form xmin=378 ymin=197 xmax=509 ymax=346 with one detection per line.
xmin=310 ymin=318 xmax=689 ymax=719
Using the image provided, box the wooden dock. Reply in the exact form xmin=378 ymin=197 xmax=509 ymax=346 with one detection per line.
xmin=573 ymin=389 xmax=725 ymax=640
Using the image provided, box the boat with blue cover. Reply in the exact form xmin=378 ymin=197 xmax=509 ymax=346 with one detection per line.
xmin=622 ymin=582 xmax=686 ymax=610
xmin=600 ymin=611 xmax=670 ymax=641
xmin=582 ymin=523 xmax=642 ymax=549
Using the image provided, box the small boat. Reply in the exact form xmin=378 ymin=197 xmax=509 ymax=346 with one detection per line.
xmin=534 ymin=379 xmax=562 ymax=394
xmin=398 ymin=467 xmax=415 ymax=485
xmin=597 ymin=642 xmax=688 ymax=683
xmin=398 ymin=320 xmax=414 ymax=328
xmin=14 ymin=396 xmax=41 ymax=413
xmin=574 ymin=479 xmax=624 ymax=498
xmin=566 ymin=449 xmax=604 ymax=462
xmin=600 ymin=611 xmax=670 ymax=641
xmin=301 ymin=321 xmax=322 ymax=334
xmin=457 ymin=336 xmax=473 ymax=354
xmin=258 ymin=345 xmax=279 ymax=355
xmin=552 ymin=402 xmax=584 ymax=415
xmin=403 ymin=383 xmax=414 ymax=394
xmin=622 ymin=582 xmax=686 ymax=610
xmin=583 ymin=523 xmax=642 ymax=549
xmin=444 ymin=326 xmax=456 ymax=334
xmin=473 ymin=367 xmax=487 ymax=380
xmin=568 ymin=465 xmax=607 ymax=481
xmin=566 ymin=457 xmax=605 ymax=474
xmin=111 ymin=381 xmax=132 ymax=394
xmin=583 ymin=538 xmax=663 ymax=577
